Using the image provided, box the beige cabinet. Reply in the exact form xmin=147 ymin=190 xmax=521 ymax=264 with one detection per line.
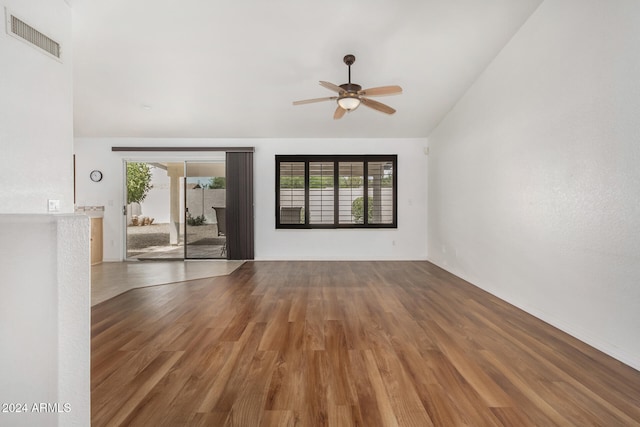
xmin=77 ymin=206 xmax=105 ymax=265
xmin=90 ymin=217 xmax=103 ymax=265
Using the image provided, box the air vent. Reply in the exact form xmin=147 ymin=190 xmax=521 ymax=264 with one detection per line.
xmin=5 ymin=9 xmax=61 ymax=60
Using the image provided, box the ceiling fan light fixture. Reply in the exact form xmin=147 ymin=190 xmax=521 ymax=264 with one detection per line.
xmin=337 ymin=96 xmax=361 ymax=111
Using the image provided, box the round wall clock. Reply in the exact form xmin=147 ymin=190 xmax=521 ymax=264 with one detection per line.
xmin=90 ymin=170 xmax=103 ymax=182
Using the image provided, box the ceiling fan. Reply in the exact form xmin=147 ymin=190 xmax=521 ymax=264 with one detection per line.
xmin=293 ymin=54 xmax=402 ymax=119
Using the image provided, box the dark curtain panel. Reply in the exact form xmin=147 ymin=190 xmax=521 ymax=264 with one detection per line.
xmin=225 ymin=152 xmax=254 ymax=260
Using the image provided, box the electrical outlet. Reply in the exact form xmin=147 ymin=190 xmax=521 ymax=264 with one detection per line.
xmin=48 ymin=199 xmax=60 ymax=213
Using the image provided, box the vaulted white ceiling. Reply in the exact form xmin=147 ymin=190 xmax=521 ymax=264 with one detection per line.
xmin=71 ymin=0 xmax=542 ymax=139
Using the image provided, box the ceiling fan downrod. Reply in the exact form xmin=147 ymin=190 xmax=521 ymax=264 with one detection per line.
xmin=344 ymin=54 xmax=355 ymax=91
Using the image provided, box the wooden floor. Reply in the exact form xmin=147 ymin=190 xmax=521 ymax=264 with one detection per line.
xmin=91 ymin=261 xmax=640 ymax=426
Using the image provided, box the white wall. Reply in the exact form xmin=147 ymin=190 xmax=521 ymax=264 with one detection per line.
xmin=139 ymin=167 xmax=171 ymax=223
xmin=0 ymin=215 xmax=90 ymax=427
xmin=0 ymin=0 xmax=74 ymax=213
xmin=0 ymin=3 xmax=90 ymax=425
xmin=427 ymin=0 xmax=640 ymax=370
xmin=74 ymin=137 xmax=428 ymax=261
xmin=258 ymin=139 xmax=428 ymax=260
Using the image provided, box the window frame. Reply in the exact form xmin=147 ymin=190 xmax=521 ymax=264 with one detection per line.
xmin=275 ymin=154 xmax=397 ymax=229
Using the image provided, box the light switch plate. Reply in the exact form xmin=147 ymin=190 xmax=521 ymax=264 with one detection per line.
xmin=48 ymin=199 xmax=60 ymax=212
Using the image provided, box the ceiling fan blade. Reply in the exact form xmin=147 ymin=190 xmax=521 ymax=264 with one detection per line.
xmin=358 ymin=85 xmax=403 ymax=97
xmin=360 ymin=97 xmax=396 ymax=115
xmin=319 ymin=81 xmax=345 ymax=93
xmin=293 ymin=96 xmax=337 ymax=105
xmin=333 ymin=106 xmax=346 ymax=120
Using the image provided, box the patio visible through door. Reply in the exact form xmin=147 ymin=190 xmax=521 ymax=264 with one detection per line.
xmin=184 ymin=161 xmax=227 ymax=259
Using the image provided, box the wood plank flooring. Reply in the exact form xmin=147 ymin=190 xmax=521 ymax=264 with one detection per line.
xmin=91 ymin=261 xmax=640 ymax=426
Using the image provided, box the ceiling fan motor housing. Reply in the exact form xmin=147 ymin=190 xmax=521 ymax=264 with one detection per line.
xmin=339 ymin=83 xmax=362 ymax=93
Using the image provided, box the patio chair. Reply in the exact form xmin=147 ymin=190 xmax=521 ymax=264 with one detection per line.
xmin=214 ymin=207 xmax=227 ymax=257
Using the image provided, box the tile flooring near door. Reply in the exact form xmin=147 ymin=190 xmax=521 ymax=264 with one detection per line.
xmin=91 ymin=260 xmax=245 ymax=306
xmin=132 ymin=243 xmax=226 ymax=260
xmin=126 ymin=223 xmax=226 ymax=260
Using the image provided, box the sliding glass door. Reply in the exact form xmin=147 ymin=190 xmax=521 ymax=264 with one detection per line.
xmin=123 ymin=151 xmax=253 ymax=261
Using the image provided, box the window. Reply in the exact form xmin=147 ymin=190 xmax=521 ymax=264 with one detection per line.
xmin=276 ymin=155 xmax=397 ymax=228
